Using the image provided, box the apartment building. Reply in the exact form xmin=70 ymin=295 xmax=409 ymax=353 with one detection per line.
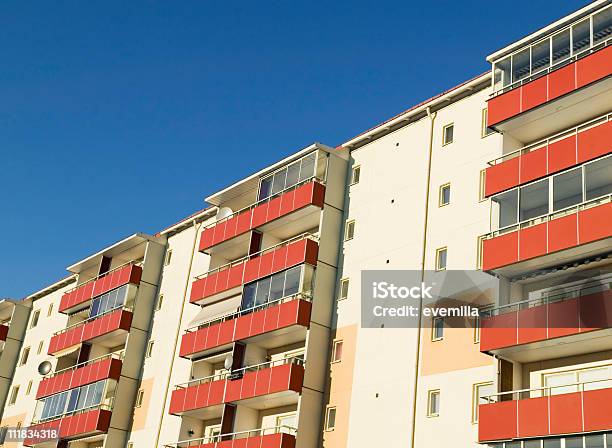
xmin=0 ymin=1 xmax=610 ymax=447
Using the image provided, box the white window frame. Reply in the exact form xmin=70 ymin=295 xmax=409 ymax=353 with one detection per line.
xmin=439 ymin=183 xmax=451 ymax=207
xmin=344 ymin=220 xmax=355 ymax=241
xmin=339 ymin=278 xmax=349 ymax=301
xmin=427 ymin=390 xmax=440 ymax=417
xmin=331 ymin=339 xmax=343 ymax=363
xmin=442 ymin=123 xmax=454 ymax=146
xmin=435 ymin=247 xmax=448 ymax=271
xmin=324 ymin=406 xmax=337 ymax=431
xmin=350 ymin=165 xmax=361 ymax=185
xmin=432 ymin=317 xmax=444 ymax=341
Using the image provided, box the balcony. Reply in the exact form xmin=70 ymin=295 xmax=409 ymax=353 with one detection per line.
xmin=199 ymin=179 xmax=325 ymax=255
xmin=190 ymin=234 xmax=318 ymax=305
xmin=60 ymin=263 xmax=142 ymax=314
xmin=485 ymin=114 xmax=612 ymax=197
xmin=36 ymin=353 xmax=123 ymax=400
xmin=181 ymin=294 xmax=312 ymax=359
xmin=479 ymin=379 xmax=612 ymax=442
xmin=48 ymin=307 xmax=133 ymax=355
xmin=480 ymin=280 xmax=612 ymax=362
xmin=488 ymin=5 xmax=612 ymax=141
xmin=24 ymin=406 xmax=112 ymax=446
xmin=164 ymin=427 xmax=297 ymax=448
xmin=482 ymin=195 xmax=611 ymax=277
xmin=169 ymin=358 xmax=304 ymax=418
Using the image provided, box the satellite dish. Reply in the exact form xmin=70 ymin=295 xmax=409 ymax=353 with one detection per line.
xmin=224 ymin=355 xmax=233 ymax=370
xmin=216 ymin=207 xmax=233 ymax=221
xmin=38 ymin=361 xmax=52 ymax=376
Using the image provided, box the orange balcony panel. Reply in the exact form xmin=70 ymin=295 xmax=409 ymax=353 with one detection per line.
xmin=547 ymin=297 xmax=581 ymax=340
xmin=199 ymin=181 xmax=325 ymax=252
xmin=481 ymin=232 xmax=518 ymax=272
xmin=577 ymin=120 xmax=612 ymax=163
xmin=59 ymin=264 xmax=142 ymax=313
xmin=579 ymin=201 xmax=612 ymax=243
xmin=169 ymin=363 xmax=304 ymax=415
xmin=487 ymin=87 xmax=521 ymax=127
xmin=548 ymin=63 xmax=576 ymax=100
xmin=576 ymin=45 xmax=612 ymax=89
xmin=547 ymin=213 xmax=578 ymax=253
xmin=180 ymin=299 xmax=311 ymax=359
xmin=515 ymin=306 xmax=547 ymax=346
xmin=48 ymin=309 xmax=132 ymax=355
xmin=23 ymin=409 xmax=112 ymax=446
xmin=479 ymin=387 xmax=612 ymax=442
xmin=190 ymin=238 xmax=318 ymax=304
xmin=521 ymin=76 xmax=547 ymax=111
xmin=0 ymin=324 xmax=7 ymax=342
xmin=548 ymin=134 xmax=577 ymax=173
xmin=484 ymin=155 xmax=520 ymax=198
xmin=518 ymin=222 xmax=547 ymax=261
xmin=36 ymin=357 xmax=122 ymax=400
xmin=479 ymin=313 xmax=518 ymax=352
xmin=519 ymin=145 xmax=547 ymax=184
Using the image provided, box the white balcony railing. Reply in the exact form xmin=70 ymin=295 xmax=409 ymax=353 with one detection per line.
xmin=163 ymin=426 xmax=297 ymax=448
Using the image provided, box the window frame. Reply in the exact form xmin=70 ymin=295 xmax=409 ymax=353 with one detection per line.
xmin=164 ymin=249 xmax=173 ymax=266
xmin=19 ymin=347 xmax=30 ymax=366
xmin=30 ymin=309 xmax=40 ymax=329
xmin=155 ymin=294 xmax=164 ymax=311
xmin=350 ymin=165 xmax=361 ymax=185
xmin=442 ymin=123 xmax=454 ymax=146
xmin=439 ymin=183 xmax=451 ymax=207
xmin=427 ymin=389 xmax=440 ymax=417
xmin=481 ymin=108 xmax=494 ymax=138
xmin=478 ymin=169 xmax=487 ymax=202
xmin=9 ymin=385 xmax=19 ymax=405
xmin=324 ymin=406 xmax=337 ymax=431
xmin=431 ymin=317 xmax=444 ymax=341
xmin=344 ymin=220 xmax=355 ymax=241
xmin=472 ymin=382 xmax=494 ymax=423
xmin=135 ymin=389 xmax=144 ymax=408
xmin=145 ymin=340 xmax=154 ymax=358
xmin=435 ymin=247 xmax=448 ymax=271
xmin=331 ymin=339 xmax=344 ymax=363
xmin=339 ymin=278 xmax=349 ymax=301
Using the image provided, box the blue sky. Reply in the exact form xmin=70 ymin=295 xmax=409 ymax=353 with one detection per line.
xmin=1 ymin=1 xmax=588 ymax=297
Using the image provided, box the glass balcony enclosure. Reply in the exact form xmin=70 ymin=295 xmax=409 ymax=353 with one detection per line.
xmin=491 ymin=155 xmax=611 ymax=230
xmin=241 ymin=265 xmax=314 ymax=311
xmin=492 ymin=4 xmax=611 ymax=93
xmin=257 ymin=152 xmax=321 ymax=202
xmin=89 ymin=285 xmax=129 ymax=319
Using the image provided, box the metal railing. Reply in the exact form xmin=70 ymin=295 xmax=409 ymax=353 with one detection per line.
xmin=483 ymin=193 xmax=611 ymax=240
xmin=163 ymin=426 xmax=297 ymax=448
xmin=487 ymin=113 xmax=612 ymax=166
xmin=175 ymin=356 xmax=305 ymax=390
xmin=65 ymin=260 xmax=143 ymax=295
xmin=185 ymin=291 xmax=312 ymax=333
xmin=43 ymin=351 xmax=124 ymax=379
xmin=481 ymin=377 xmax=612 ymax=404
xmin=52 ymin=305 xmax=133 ymax=337
xmin=195 ymin=232 xmax=319 ymax=281
xmin=480 ymin=276 xmax=612 ymax=318
xmin=202 ymin=175 xmax=325 ymax=231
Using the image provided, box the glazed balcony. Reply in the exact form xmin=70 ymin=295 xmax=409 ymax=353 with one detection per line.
xmin=482 ymin=194 xmax=611 ymax=277
xmin=190 ymin=234 xmax=318 ymax=305
xmin=480 ymin=279 xmax=612 ymax=362
xmin=36 ymin=353 xmax=123 ymax=400
xmin=48 ymin=307 xmax=133 ymax=355
xmin=485 ymin=113 xmax=612 ymax=197
xmin=488 ymin=5 xmax=612 ymax=141
xmin=479 ymin=379 xmax=612 ymax=443
xmin=60 ymin=262 xmax=142 ymax=314
xmin=164 ymin=427 xmax=297 ymax=448
xmin=169 ymin=357 xmax=304 ymax=418
xmin=199 ymin=178 xmax=325 ymax=256
xmin=24 ymin=405 xmax=112 ymax=446
xmin=181 ymin=293 xmax=312 ymax=359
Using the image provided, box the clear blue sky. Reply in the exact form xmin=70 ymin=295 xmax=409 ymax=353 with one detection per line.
xmin=1 ymin=1 xmax=588 ymax=298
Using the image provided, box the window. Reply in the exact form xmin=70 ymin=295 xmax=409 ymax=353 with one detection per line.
xmin=481 ymin=109 xmax=494 ymax=137
xmin=90 ymin=285 xmax=128 ymax=318
xmin=0 ymin=427 xmax=7 ymax=444
xmin=544 ymin=438 xmax=562 ymax=448
xmin=19 ymin=347 xmax=30 ymax=366
xmin=30 ymin=309 xmax=40 ymax=328
xmin=427 ymin=390 xmax=440 ymax=417
xmin=145 ymin=340 xmax=154 ymax=358
xmin=325 ymin=406 xmax=337 ymax=431
xmin=9 ymin=386 xmax=19 ymax=405
xmin=275 ymin=412 xmax=297 ymax=434
xmin=37 ymin=340 xmax=44 ymax=355
xmin=543 ymin=364 xmax=612 ymax=396
xmin=473 ymin=315 xmax=481 ymax=344
xmin=439 ymin=183 xmax=451 ymax=207
xmin=39 ymin=380 xmax=106 ymax=421
xmin=472 ymin=382 xmax=494 ymax=422
xmin=476 ymin=235 xmax=485 ymax=270
xmin=258 ymin=152 xmax=317 ymax=201
xmin=519 ymin=179 xmax=548 ymax=221
xmin=442 ymin=124 xmax=454 ymax=146
xmin=26 ymin=380 xmax=33 ymax=396
xmin=435 ymin=247 xmax=447 ymax=271
xmin=585 ymin=156 xmax=612 ymax=200
xmin=345 ymin=220 xmax=355 ymax=241
xmin=164 ymin=249 xmax=173 ymax=266
xmin=350 ymin=165 xmax=361 ymax=185
xmin=585 ymin=434 xmax=605 ymax=448
xmin=241 ymin=265 xmax=306 ymax=310
xmin=47 ymin=303 xmax=54 ymax=317
xmin=205 ymin=425 xmax=222 ymax=442
xmin=478 ymin=169 xmax=487 ymax=202
xmin=155 ymin=294 xmax=164 ymax=311
xmin=135 ymin=389 xmax=144 ymax=407
xmin=432 ymin=317 xmax=444 ymax=341
xmin=593 ymin=7 xmax=612 ymax=46
xmin=127 ymin=443 xmax=134 ymax=448
xmin=332 ymin=340 xmax=343 ymax=363
xmin=339 ymin=278 xmax=349 ymax=301
xmin=553 ymin=167 xmax=582 ymax=210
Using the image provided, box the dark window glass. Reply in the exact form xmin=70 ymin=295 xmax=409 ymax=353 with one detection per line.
xmin=553 ymin=168 xmax=582 ymax=210
xmin=572 ymin=18 xmax=591 ymax=54
xmin=255 ymin=277 xmax=271 ymax=306
xmin=552 ymin=29 xmax=571 ymax=64
xmin=284 ymin=267 xmax=301 ymax=296
xmin=593 ymin=8 xmax=612 ymax=46
xmin=258 ymin=178 xmax=273 ymax=201
xmin=566 ymin=436 xmax=584 ymax=448
xmin=299 ymin=153 xmax=316 ymax=182
xmin=269 ymin=273 xmax=285 ymax=301
xmin=520 ymin=179 xmax=549 ymax=221
xmin=493 ymin=189 xmax=518 ymax=228
xmin=585 ymin=157 xmax=612 ymax=200
xmin=242 ymin=283 xmax=257 ymax=310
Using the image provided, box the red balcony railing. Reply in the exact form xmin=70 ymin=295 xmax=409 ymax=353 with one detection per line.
xmin=163 ymin=427 xmax=297 ymax=448
xmin=180 ymin=294 xmax=312 ymax=359
xmin=24 ymin=406 xmax=112 ymax=446
xmin=60 ymin=262 xmax=142 ymax=313
xmin=48 ymin=307 xmax=133 ymax=355
xmin=485 ymin=114 xmax=612 ymax=197
xmin=487 ymin=44 xmax=612 ymax=128
xmin=479 ymin=379 xmax=612 ymax=442
xmin=480 ymin=280 xmax=612 ymax=353
xmin=36 ymin=353 xmax=123 ymax=399
xmin=0 ymin=323 xmax=7 ymax=342
xmin=482 ymin=195 xmax=611 ymax=272
xmin=169 ymin=358 xmax=304 ymax=415
xmin=199 ymin=178 xmax=325 ymax=252
xmin=190 ymin=234 xmax=318 ymax=304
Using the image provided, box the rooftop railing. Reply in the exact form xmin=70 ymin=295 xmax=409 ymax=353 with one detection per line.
xmin=163 ymin=426 xmax=297 ymax=448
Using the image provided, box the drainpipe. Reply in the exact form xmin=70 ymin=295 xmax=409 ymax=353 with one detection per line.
xmin=409 ymin=106 xmax=436 ymax=448
xmin=153 ymin=219 xmax=205 ymax=448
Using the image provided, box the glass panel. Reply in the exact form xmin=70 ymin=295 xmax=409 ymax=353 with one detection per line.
xmin=543 ymin=439 xmax=561 ymax=448
xmin=271 ymin=170 xmax=287 ymax=196
xmin=606 ymin=432 xmax=612 ymax=448
xmin=285 ymin=161 xmax=301 ymax=189
xmin=495 ymin=57 xmax=511 ymax=88
xmin=552 ymin=29 xmax=571 ymax=65
xmin=299 ymin=153 xmax=316 ymax=182
xmin=531 ymin=39 xmax=551 ymax=73
xmin=88 ymin=381 xmax=105 ymax=408
xmin=284 ymin=266 xmax=301 ymax=296
xmin=506 ymin=441 xmax=521 ymax=448
xmin=512 ymin=48 xmax=531 ymax=83
xmin=493 ymin=189 xmax=518 ymax=228
xmin=277 ymin=413 xmax=297 ymax=433
xmin=593 ymin=8 xmax=612 ymax=46
xmin=572 ymin=18 xmax=591 ymax=54
xmin=90 ymin=298 xmax=101 ymax=318
xmin=259 ymin=177 xmax=273 ymax=201
xmin=442 ymin=186 xmax=450 ymax=204
xmin=66 ymin=389 xmax=80 ymax=413
xmin=544 ymin=371 xmax=578 ymax=395
xmin=585 ymin=156 xmax=612 ymax=200
xmin=566 ymin=436 xmax=584 ymax=448
xmin=519 ymin=179 xmax=549 ymax=221
xmin=580 ymin=366 xmax=612 ymax=391
xmin=269 ymin=273 xmax=286 ymax=301
xmin=586 ymin=434 xmax=605 ymax=448
xmin=553 ymin=168 xmax=582 ymax=210
xmin=241 ymin=283 xmax=257 ymax=310
xmin=255 ymin=277 xmax=271 ymax=306
xmin=524 ymin=441 xmax=541 ymax=448
xmin=76 ymin=384 xmax=89 ymax=409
